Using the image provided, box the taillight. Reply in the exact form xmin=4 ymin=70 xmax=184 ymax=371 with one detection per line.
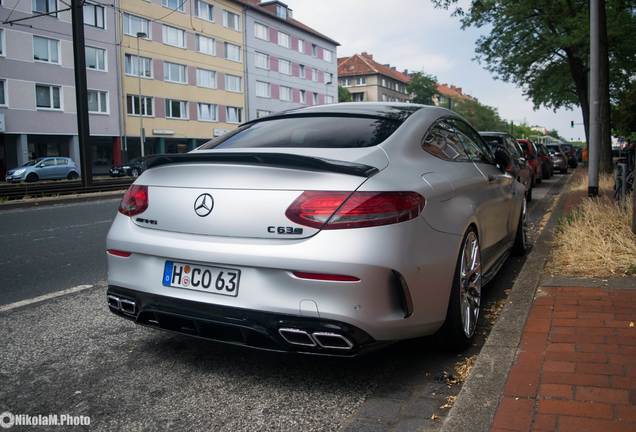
xmin=286 ymin=191 xmax=424 ymax=230
xmin=107 ymin=249 xmax=132 ymax=257
xmin=292 ymin=271 xmax=360 ymax=282
xmin=118 ymin=185 xmax=148 ymax=216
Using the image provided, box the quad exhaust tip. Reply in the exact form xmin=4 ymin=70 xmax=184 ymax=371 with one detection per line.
xmin=107 ymin=294 xmax=137 ymax=316
xmin=278 ymin=328 xmax=353 ymax=350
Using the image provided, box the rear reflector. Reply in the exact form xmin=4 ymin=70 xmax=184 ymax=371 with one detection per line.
xmin=286 ymin=191 xmax=424 ymax=229
xmin=292 ymin=271 xmax=360 ymax=282
xmin=118 ymin=185 xmax=148 ymax=216
xmin=107 ymin=249 xmax=132 ymax=257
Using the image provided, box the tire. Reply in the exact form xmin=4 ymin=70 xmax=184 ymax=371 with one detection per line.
xmin=526 ymin=184 xmax=533 ymax=202
xmin=536 ymin=174 xmax=542 ymax=185
xmin=512 ymin=198 xmax=529 ymax=256
xmin=561 ymin=167 xmax=568 ymax=174
xmin=25 ymin=173 xmax=39 ymax=183
xmin=67 ymin=171 xmax=79 ymax=180
xmin=437 ymin=228 xmax=482 ymax=350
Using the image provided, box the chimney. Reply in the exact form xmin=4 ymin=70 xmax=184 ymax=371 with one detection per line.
xmin=391 ymin=66 xmax=396 ymax=71
xmin=360 ymin=52 xmax=373 ymax=60
xmin=403 ymin=69 xmax=409 ymax=75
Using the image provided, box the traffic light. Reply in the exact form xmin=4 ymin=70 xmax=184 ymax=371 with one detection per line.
xmin=571 ymin=121 xmax=574 ymax=128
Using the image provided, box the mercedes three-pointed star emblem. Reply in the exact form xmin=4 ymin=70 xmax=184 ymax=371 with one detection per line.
xmin=193 ymin=193 xmax=214 ymax=217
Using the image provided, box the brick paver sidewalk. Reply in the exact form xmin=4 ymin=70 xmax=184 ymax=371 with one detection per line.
xmin=492 ymin=284 xmax=636 ymax=432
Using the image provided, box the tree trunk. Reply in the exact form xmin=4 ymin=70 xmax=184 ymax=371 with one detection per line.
xmin=565 ymin=48 xmax=590 ymax=144
xmin=598 ymin=0 xmax=613 ymax=173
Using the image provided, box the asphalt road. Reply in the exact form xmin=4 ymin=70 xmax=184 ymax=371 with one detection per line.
xmin=0 ymin=198 xmax=119 ymax=305
xmin=0 ymin=174 xmax=568 ymax=431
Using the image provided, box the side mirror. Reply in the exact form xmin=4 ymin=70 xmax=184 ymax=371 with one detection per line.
xmin=494 ymin=149 xmax=512 ymax=172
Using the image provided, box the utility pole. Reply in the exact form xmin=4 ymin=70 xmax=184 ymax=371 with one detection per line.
xmin=588 ymin=0 xmax=600 ymax=197
xmin=71 ymin=0 xmax=92 ymax=187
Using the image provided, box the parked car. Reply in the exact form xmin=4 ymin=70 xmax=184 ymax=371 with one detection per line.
xmin=560 ymin=144 xmax=578 ymax=168
xmin=109 ymin=157 xmax=147 ymax=178
xmin=517 ymin=139 xmax=543 ymax=185
xmin=535 ymin=143 xmax=554 ymax=179
xmin=106 ymin=103 xmax=528 ymax=355
xmin=479 ymin=131 xmax=533 ymax=201
xmin=5 ymin=157 xmax=80 ymax=183
xmin=547 ymin=144 xmax=569 ymax=174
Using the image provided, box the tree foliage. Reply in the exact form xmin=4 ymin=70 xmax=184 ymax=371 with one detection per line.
xmin=338 ymin=86 xmax=352 ymax=103
xmin=451 ymin=97 xmax=509 ymax=131
xmin=407 ymin=72 xmax=439 ymax=105
xmin=613 ymin=80 xmax=636 ymax=140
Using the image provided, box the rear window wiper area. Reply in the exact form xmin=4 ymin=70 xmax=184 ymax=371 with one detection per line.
xmin=144 ymin=152 xmax=380 ymax=178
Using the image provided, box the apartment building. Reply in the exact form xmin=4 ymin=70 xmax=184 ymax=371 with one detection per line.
xmin=119 ymin=0 xmax=246 ymax=158
xmin=434 ymin=83 xmax=475 ymax=109
xmin=337 ymin=52 xmax=410 ymax=103
xmin=241 ymin=0 xmax=338 ymax=120
xmin=0 ymin=0 xmax=121 ymax=177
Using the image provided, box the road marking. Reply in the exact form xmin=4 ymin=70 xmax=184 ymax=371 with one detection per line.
xmin=0 ymin=284 xmax=98 ymax=313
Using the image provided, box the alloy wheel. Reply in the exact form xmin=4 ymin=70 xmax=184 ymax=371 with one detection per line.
xmin=459 ymin=231 xmax=482 ymax=338
xmin=520 ymin=199 xmax=528 ymax=249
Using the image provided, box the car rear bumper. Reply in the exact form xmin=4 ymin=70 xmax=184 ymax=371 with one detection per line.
xmin=107 ymin=285 xmax=382 ymax=356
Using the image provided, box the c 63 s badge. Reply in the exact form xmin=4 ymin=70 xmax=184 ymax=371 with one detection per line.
xmin=268 ymin=226 xmax=304 ymax=235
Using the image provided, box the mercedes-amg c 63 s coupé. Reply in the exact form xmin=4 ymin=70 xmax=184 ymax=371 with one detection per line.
xmin=106 ymin=103 xmax=528 ymax=356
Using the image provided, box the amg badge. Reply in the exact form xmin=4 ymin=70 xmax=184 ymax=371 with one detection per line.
xmin=268 ymin=226 xmax=304 ymax=235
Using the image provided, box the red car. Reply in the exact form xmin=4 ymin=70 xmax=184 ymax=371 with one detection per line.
xmin=517 ymin=139 xmax=543 ymax=185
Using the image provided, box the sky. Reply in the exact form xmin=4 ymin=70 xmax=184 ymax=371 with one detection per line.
xmin=283 ymin=0 xmax=587 ymax=141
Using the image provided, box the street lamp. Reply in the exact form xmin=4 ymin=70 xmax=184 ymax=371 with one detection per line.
xmin=136 ymin=32 xmax=147 ymax=158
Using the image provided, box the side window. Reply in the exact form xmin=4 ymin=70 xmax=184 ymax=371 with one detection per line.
xmin=56 ymin=158 xmax=68 ymax=165
xmin=505 ymin=137 xmax=522 ymax=158
xmin=450 ymin=119 xmax=495 ymax=164
xmin=42 ymin=158 xmax=56 ymax=167
xmin=422 ymin=121 xmax=469 ymax=162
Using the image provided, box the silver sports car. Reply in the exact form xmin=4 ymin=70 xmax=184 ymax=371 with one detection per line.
xmin=106 ymin=103 xmax=528 ymax=355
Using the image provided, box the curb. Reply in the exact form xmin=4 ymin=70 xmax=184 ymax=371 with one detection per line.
xmin=439 ymin=173 xmax=576 ymax=432
xmin=0 ymin=190 xmax=125 ymax=211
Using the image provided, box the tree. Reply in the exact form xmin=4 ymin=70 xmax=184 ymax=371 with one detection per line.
xmin=434 ymin=0 xmax=636 ymax=172
xmin=451 ymin=97 xmax=509 ymax=131
xmin=338 ymin=86 xmax=352 ymax=103
xmin=613 ymin=80 xmax=636 ymax=140
xmin=407 ymin=72 xmax=439 ymax=105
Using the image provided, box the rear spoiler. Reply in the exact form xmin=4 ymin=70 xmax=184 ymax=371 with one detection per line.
xmin=144 ymin=152 xmax=379 ymax=178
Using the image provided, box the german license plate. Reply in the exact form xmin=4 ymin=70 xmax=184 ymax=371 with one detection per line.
xmin=162 ymin=261 xmax=240 ymax=297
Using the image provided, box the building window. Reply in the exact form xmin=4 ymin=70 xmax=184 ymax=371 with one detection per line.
xmin=279 ymin=86 xmax=291 ymax=101
xmin=124 ymin=54 xmax=152 ymax=77
xmin=278 ymin=59 xmax=291 ymax=75
xmin=83 ymin=3 xmax=105 ymax=28
xmin=85 ymin=46 xmax=106 ymax=71
xmin=197 ymin=34 xmax=215 ymax=55
xmin=166 ymin=99 xmax=188 ymax=119
xmin=196 ymin=68 xmax=216 ymax=88
xmin=255 ymin=81 xmax=270 ymax=98
xmin=197 ymin=103 xmax=217 ymax=121
xmin=87 ymin=90 xmax=108 ymax=113
xmin=256 ymin=110 xmax=270 ymax=118
xmin=340 ymin=78 xmax=351 ymax=87
xmin=312 ymin=92 xmax=318 ymax=105
xmin=195 ymin=0 xmax=214 ymax=21
xmin=255 ymin=52 xmax=269 ymax=69
xmin=126 ymin=94 xmax=153 ymax=116
xmin=224 ymin=74 xmax=241 ymax=92
xmin=33 ymin=36 xmax=59 ymax=63
xmin=226 ymin=106 xmax=242 ymax=123
xmin=278 ymin=31 xmax=290 ymax=48
xmin=35 ymin=84 xmax=61 ymax=109
xmin=311 ymin=44 xmax=317 ymax=57
xmin=355 ymin=77 xmax=366 ymax=85
xmin=254 ymin=22 xmax=269 ymax=40
xmin=163 ymin=62 xmax=187 ymax=84
xmin=123 ymin=14 xmax=149 ymax=37
xmin=311 ymin=68 xmax=317 ymax=82
xmin=326 ymin=72 xmax=333 ymax=84
xmin=299 ymin=89 xmax=305 ymax=104
xmin=223 ymin=10 xmax=240 ymax=31
xmin=32 ymin=0 xmax=57 ymax=16
xmin=299 ymin=64 xmax=305 ymax=79
xmin=382 ymin=78 xmax=386 ymax=87
xmin=297 ymin=39 xmax=304 ymax=53
xmin=161 ymin=0 xmax=184 ymax=12
xmin=323 ymin=49 xmax=332 ymax=62
xmin=0 ymin=80 xmax=6 ymax=106
xmin=275 ymin=4 xmax=287 ymax=19
xmin=0 ymin=29 xmax=4 ymax=56
xmin=225 ymin=42 xmax=241 ymax=61
xmin=325 ymin=95 xmax=334 ymax=104
xmin=162 ymin=25 xmax=185 ymax=48
xmin=352 ymin=92 xmax=364 ymax=102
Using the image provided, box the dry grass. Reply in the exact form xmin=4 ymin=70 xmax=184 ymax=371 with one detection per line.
xmin=548 ymin=174 xmax=636 ymax=276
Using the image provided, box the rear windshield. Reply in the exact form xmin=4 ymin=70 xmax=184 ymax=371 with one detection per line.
xmin=480 ymin=135 xmax=504 ymax=151
xmin=199 ymin=115 xmax=406 ymax=150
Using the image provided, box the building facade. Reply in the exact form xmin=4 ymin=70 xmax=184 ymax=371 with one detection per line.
xmin=242 ymin=0 xmax=338 ymax=120
xmin=338 ymin=52 xmax=410 ymax=103
xmin=119 ymin=0 xmax=246 ymax=158
xmin=0 ymin=0 xmax=121 ymax=177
